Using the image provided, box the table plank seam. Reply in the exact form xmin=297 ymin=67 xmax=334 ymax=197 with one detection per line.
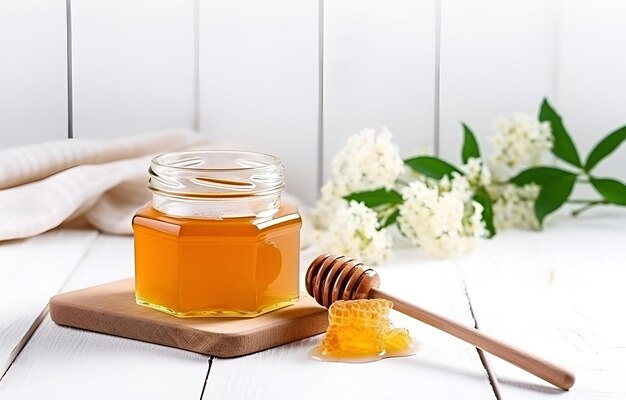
xmin=0 ymin=232 xmax=99 ymax=381
xmin=0 ymin=305 xmax=48 ymax=381
xmin=463 ymin=277 xmax=503 ymax=400
xmin=199 ymin=356 xmax=214 ymax=400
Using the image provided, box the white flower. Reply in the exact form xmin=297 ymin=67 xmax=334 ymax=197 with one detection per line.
xmin=315 ymin=201 xmax=392 ymax=265
xmin=490 ymin=113 xmax=552 ymax=176
xmin=489 ymin=183 xmax=540 ymax=230
xmin=313 ymin=181 xmax=346 ymax=229
xmin=448 ymin=172 xmax=473 ymax=203
xmin=331 ymin=127 xmax=405 ymax=195
xmin=420 ymin=172 xmax=473 ymax=202
xmin=460 ymin=158 xmax=492 ymax=188
xmin=397 ymin=181 xmax=485 ymax=257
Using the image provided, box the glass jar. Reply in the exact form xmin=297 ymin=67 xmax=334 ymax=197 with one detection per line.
xmin=132 ymin=150 xmax=301 ymax=318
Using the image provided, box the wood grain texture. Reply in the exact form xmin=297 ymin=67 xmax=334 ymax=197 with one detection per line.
xmin=322 ymin=0 xmax=436 ymax=182
xmin=0 ymin=0 xmax=68 ymax=147
xmin=462 ymin=209 xmax=626 ymax=398
xmin=203 ymin=246 xmax=497 ymax=399
xmin=0 ymin=230 xmax=97 ymax=377
xmin=50 ymin=279 xmax=328 ymax=357
xmin=198 ymin=0 xmax=320 ymax=205
xmin=0 ymin=234 xmax=210 ymax=400
xmin=0 ymin=315 xmax=211 ymax=400
xmin=3 ymin=219 xmax=626 ymax=398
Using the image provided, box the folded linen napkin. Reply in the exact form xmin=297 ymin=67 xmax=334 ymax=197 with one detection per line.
xmin=0 ymin=130 xmax=312 ymax=246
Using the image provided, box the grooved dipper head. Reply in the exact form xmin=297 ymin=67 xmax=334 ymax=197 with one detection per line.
xmin=305 ymin=254 xmax=380 ymax=308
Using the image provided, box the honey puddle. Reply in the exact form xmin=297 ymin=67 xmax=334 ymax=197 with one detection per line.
xmin=309 ymin=299 xmax=423 ymax=363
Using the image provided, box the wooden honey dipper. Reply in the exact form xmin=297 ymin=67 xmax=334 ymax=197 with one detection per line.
xmin=305 ymin=254 xmax=575 ymax=391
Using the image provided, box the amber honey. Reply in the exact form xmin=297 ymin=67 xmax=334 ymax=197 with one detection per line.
xmin=133 ymin=150 xmax=301 ymax=318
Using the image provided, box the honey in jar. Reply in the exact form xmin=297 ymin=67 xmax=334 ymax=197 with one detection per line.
xmin=132 ymin=150 xmax=301 ymax=317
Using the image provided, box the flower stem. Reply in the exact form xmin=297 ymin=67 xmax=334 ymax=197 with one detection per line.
xmin=567 ymin=199 xmax=602 ymax=204
xmin=395 ymin=178 xmax=411 ymax=187
xmin=571 ymin=200 xmax=608 ymax=217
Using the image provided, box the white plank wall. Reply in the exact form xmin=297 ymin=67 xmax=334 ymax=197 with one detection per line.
xmin=438 ymin=0 xmax=558 ymax=165
xmin=198 ymin=0 xmax=320 ymax=204
xmin=70 ymin=0 xmax=195 ymax=139
xmin=557 ymin=0 xmax=626 ymax=180
xmin=0 ymin=0 xmax=68 ymax=147
xmin=3 ymin=0 xmax=626 ymax=201
xmin=322 ymin=0 xmax=436 ymax=182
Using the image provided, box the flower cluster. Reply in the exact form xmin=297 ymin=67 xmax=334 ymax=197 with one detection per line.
xmin=314 ymin=97 xmax=626 ymax=262
xmin=314 ymin=127 xmax=404 ymax=230
xmin=315 ymin=201 xmax=392 ymax=265
xmin=489 ymin=183 xmax=540 ymax=230
xmin=491 ymin=113 xmax=552 ymax=177
xmin=397 ymin=179 xmax=485 ymax=257
xmin=461 ymin=158 xmax=492 ymax=188
xmin=331 ymin=127 xmax=405 ymax=195
xmin=314 ymin=128 xmax=492 ymax=263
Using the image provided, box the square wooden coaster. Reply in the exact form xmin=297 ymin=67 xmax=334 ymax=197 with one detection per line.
xmin=50 ymin=279 xmax=328 ymax=357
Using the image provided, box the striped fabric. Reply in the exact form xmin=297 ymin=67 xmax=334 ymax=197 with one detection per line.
xmin=0 ymin=130 xmax=312 ymax=247
xmin=0 ymin=130 xmax=210 ymax=241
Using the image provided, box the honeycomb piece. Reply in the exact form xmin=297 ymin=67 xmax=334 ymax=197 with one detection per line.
xmin=311 ymin=299 xmax=419 ymax=362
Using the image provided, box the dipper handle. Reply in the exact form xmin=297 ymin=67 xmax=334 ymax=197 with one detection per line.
xmin=370 ymin=288 xmax=575 ymax=391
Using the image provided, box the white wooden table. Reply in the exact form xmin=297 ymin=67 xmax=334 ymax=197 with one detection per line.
xmin=0 ymin=209 xmax=624 ymax=399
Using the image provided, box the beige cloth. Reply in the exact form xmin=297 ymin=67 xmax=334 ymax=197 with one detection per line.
xmin=0 ymin=130 xmax=312 ymax=246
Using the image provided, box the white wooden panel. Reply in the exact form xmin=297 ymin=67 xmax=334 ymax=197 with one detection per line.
xmin=71 ymin=0 xmax=195 ymax=139
xmin=439 ymin=0 xmax=557 ymax=164
xmin=0 ymin=235 xmax=210 ymax=399
xmin=323 ymin=0 xmax=436 ymax=181
xmin=463 ymin=210 xmax=626 ymax=398
xmin=0 ymin=0 xmax=67 ymax=147
xmin=0 ymin=230 xmax=98 ymax=376
xmin=204 ymin=245 xmax=496 ymax=399
xmin=199 ymin=0 xmax=319 ymax=205
xmin=558 ymin=0 xmax=626 ymax=180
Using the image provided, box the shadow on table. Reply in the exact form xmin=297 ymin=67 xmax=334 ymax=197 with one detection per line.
xmin=497 ymin=376 xmax=567 ymax=395
xmin=394 ymin=356 xmax=567 ymax=395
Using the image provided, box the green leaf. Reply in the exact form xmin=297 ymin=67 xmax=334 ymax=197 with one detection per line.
xmin=461 ymin=123 xmax=481 ymax=164
xmin=534 ymin=176 xmax=577 ymax=225
xmin=539 ymin=98 xmax=582 ymax=167
xmin=590 ymin=177 xmax=626 ymax=205
xmin=585 ymin=126 xmax=626 ymax=172
xmin=380 ymin=208 xmax=400 ymax=228
xmin=510 ymin=166 xmax=577 ymax=225
xmin=510 ymin=166 xmax=577 ymax=186
xmin=473 ymin=187 xmax=495 ymax=238
xmin=344 ymin=188 xmax=403 ymax=208
xmin=404 ymin=156 xmax=461 ymax=179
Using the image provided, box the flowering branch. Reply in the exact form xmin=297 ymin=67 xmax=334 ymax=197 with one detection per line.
xmin=314 ymin=99 xmax=626 ymax=263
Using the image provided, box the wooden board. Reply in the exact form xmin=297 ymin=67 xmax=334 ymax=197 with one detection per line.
xmin=50 ymin=278 xmax=328 ymax=358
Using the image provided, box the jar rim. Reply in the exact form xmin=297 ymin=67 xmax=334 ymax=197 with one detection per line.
xmin=148 ymin=150 xmax=285 ymax=218
xmin=151 ymin=150 xmax=282 ymax=172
